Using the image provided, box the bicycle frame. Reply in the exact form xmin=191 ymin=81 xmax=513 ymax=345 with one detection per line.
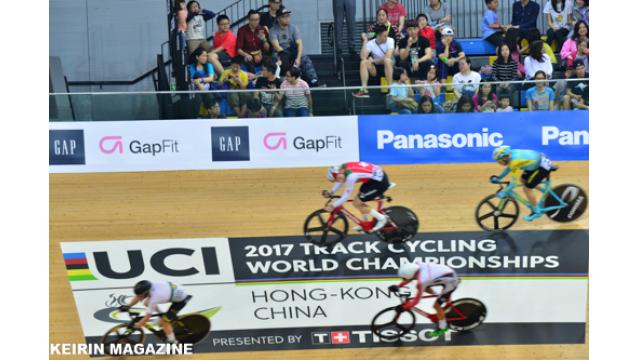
xmin=497 ymin=179 xmax=567 ymax=213
xmin=327 ymin=197 xmax=386 ymax=227
xmin=406 ymin=294 xmax=467 ymax=324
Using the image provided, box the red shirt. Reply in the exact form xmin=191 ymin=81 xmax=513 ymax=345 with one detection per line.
xmin=379 ymin=2 xmax=407 ymax=26
xmin=419 ymin=27 xmax=436 ymax=50
xmin=341 ymin=161 xmax=382 ymax=183
xmin=236 ymin=24 xmax=268 ymax=53
xmin=213 ymin=31 xmax=237 ymax=57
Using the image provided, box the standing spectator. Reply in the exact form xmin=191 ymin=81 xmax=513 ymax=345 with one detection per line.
xmin=496 ymin=95 xmax=514 ymax=111
xmin=260 ymin=0 xmax=283 ymax=29
xmin=416 ymin=14 xmax=436 ymax=50
xmin=397 ymin=20 xmax=433 ymax=81
xmin=175 ymin=0 xmax=188 ymax=49
xmin=572 ymin=0 xmax=588 ymax=25
xmin=560 ymin=20 xmax=588 ymax=68
xmin=416 ymin=64 xmax=441 ymax=100
xmin=280 ymin=67 xmax=313 ymax=117
xmin=254 ymin=63 xmax=283 ymax=117
xmin=452 ymin=56 xmax=481 ymax=99
xmin=483 ymin=0 xmax=517 ymax=48
xmin=523 ymin=40 xmax=552 ymax=79
xmin=544 ymin=0 xmax=573 ymax=49
xmin=219 ymin=57 xmax=251 ymax=115
xmin=353 ymin=24 xmax=395 ymax=98
xmin=492 ymin=43 xmax=520 ymax=107
xmin=526 ymin=70 xmax=555 ymax=110
xmin=456 ymin=95 xmax=474 ymax=113
xmin=562 ymin=59 xmax=588 ymax=110
xmin=212 ymin=15 xmax=237 ymax=68
xmin=239 ymin=97 xmax=268 ymax=118
xmin=186 ymin=1 xmax=224 ymax=76
xmin=473 ymin=81 xmax=498 ymax=112
xmin=511 ymin=0 xmax=541 ymax=47
xmin=379 ymin=0 xmax=407 ymax=33
xmin=418 ymin=95 xmax=443 ymax=113
xmin=333 ymin=0 xmax=357 ymax=54
xmin=388 ymin=67 xmax=418 ymax=114
xmin=435 ymin=26 xmax=466 ymax=81
xmin=269 ymin=8 xmax=320 ymax=87
xmin=189 ymin=47 xmax=216 ymax=111
xmin=364 ymin=8 xmax=401 ymax=43
xmin=426 ymin=0 xmax=452 ymax=31
xmin=237 ymin=10 xmax=271 ymax=74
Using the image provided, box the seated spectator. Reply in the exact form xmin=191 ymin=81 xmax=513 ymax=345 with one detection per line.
xmin=562 ymin=59 xmax=588 ymax=110
xmin=237 ymin=10 xmax=271 ymax=74
xmin=280 ymin=67 xmax=313 ymax=117
xmin=456 ymin=95 xmax=474 ymax=113
xmin=353 ymin=24 xmax=395 ymax=98
xmin=260 ymin=0 xmax=283 ymax=29
xmin=212 ymin=15 xmax=237 ymax=68
xmin=511 ymin=0 xmax=541 ymax=47
xmin=473 ymin=80 xmax=498 ymax=112
xmin=363 ymin=8 xmax=401 ymax=43
xmin=416 ymin=14 xmax=436 ymax=50
xmin=206 ymin=99 xmax=227 ymax=119
xmin=387 ymin=67 xmax=418 ymax=114
xmin=240 ymin=97 xmax=268 ymax=118
xmin=418 ymin=95 xmax=443 ymax=113
xmin=526 ymin=70 xmax=555 ymax=110
xmin=426 ymin=0 xmax=452 ymax=31
xmin=175 ymin=0 xmax=188 ymax=49
xmin=186 ymin=1 xmax=223 ymax=76
xmin=416 ymin=64 xmax=441 ymax=100
xmin=483 ymin=0 xmax=518 ymax=48
xmin=189 ymin=47 xmax=216 ymax=111
xmin=560 ymin=20 xmax=588 ymax=69
xmin=452 ymin=56 xmax=481 ymax=99
xmin=379 ymin=0 xmax=407 ymax=33
xmin=219 ymin=56 xmax=251 ymax=115
xmin=492 ymin=43 xmax=521 ymax=107
xmin=269 ymin=8 xmax=319 ymax=87
xmin=524 ymin=40 xmax=553 ymax=79
xmin=553 ymin=65 xmax=574 ymax=109
xmin=435 ymin=26 xmax=465 ymax=81
xmin=520 ymin=28 xmax=557 ymax=64
xmin=572 ymin=0 xmax=588 ymax=26
xmin=397 ymin=20 xmax=433 ymax=81
xmin=544 ymin=0 xmax=572 ymax=49
xmin=574 ymin=39 xmax=588 ymax=72
xmin=496 ymin=95 xmax=514 ymax=112
xmin=254 ymin=63 xmax=283 ymax=117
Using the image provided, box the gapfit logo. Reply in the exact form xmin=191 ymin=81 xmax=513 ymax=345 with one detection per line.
xmin=312 ymin=328 xmax=452 ymax=345
xmin=263 ymin=132 xmax=343 ymax=152
xmin=99 ymin=136 xmax=179 ymax=156
xmin=377 ymin=128 xmax=503 ymax=150
xmin=50 ymin=130 xmax=86 ymax=165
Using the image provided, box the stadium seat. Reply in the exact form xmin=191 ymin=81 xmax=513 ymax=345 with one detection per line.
xmin=458 ymin=39 xmax=496 ymax=56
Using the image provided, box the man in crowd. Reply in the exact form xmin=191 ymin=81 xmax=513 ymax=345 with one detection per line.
xmin=260 ymin=0 xmax=283 ymax=29
xmin=562 ymin=59 xmax=588 ymax=110
xmin=435 ymin=26 xmax=465 ymax=81
xmin=237 ymin=10 xmax=271 ymax=73
xmin=333 ymin=0 xmax=357 ymax=54
xmin=353 ymin=24 xmax=395 ymax=98
xmin=212 ymin=14 xmax=237 ymax=68
xmin=254 ymin=63 xmax=283 ymax=117
xmin=511 ymin=0 xmax=541 ymax=47
xmin=396 ymin=20 xmax=433 ymax=81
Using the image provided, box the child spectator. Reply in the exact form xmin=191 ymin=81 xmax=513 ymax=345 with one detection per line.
xmin=379 ymin=0 xmax=407 ymax=33
xmin=418 ymin=95 xmax=443 ymax=113
xmin=435 ymin=26 xmax=466 ymax=81
xmin=511 ymin=0 xmax=541 ymax=47
xmin=426 ymin=0 xmax=452 ymax=31
xmin=260 ymin=0 xmax=283 ymax=29
xmin=416 ymin=64 xmax=441 ymax=100
xmin=353 ymin=24 xmax=395 ymax=98
xmin=562 ymin=59 xmax=588 ymax=110
xmin=496 ymin=95 xmax=514 ymax=112
xmin=452 ymin=56 xmax=481 ymax=99
xmin=492 ymin=43 xmax=520 ymax=107
xmin=212 ymin=15 xmax=237 ymax=68
xmin=560 ymin=21 xmax=588 ymax=69
xmin=281 ymin=67 xmax=313 ymax=117
xmin=363 ymin=8 xmax=401 ymax=43
xmin=572 ymin=0 xmax=588 ymax=25
xmin=219 ymin=56 xmax=251 ymax=115
xmin=553 ymin=65 xmax=574 ymax=109
xmin=456 ymin=95 xmax=474 ymax=113
xmin=387 ymin=67 xmax=418 ymax=114
xmin=237 ymin=10 xmax=271 ymax=74
xmin=254 ymin=63 xmax=283 ymax=117
xmin=416 ymin=14 xmax=436 ymax=50
xmin=189 ymin=47 xmax=216 ymax=111
xmin=397 ymin=20 xmax=433 ymax=81
xmin=175 ymin=0 xmax=188 ymax=49
xmin=544 ymin=0 xmax=573 ymax=49
xmin=473 ymin=80 xmax=498 ymax=112
xmin=483 ymin=0 xmax=517 ymax=48
xmin=239 ymin=97 xmax=268 ymax=118
xmin=524 ymin=40 xmax=552 ymax=79
xmin=526 ymin=70 xmax=555 ymax=110
xmin=206 ymin=99 xmax=227 ymax=119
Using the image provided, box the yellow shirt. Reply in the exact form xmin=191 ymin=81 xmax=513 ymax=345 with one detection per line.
xmin=220 ymin=69 xmax=249 ymax=89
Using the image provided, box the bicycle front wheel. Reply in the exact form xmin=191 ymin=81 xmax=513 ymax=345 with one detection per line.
xmin=173 ymin=314 xmax=211 ymax=345
xmin=371 ymin=306 xmax=416 ymax=340
xmin=475 ymin=194 xmax=519 ymax=231
xmin=101 ymin=324 xmax=146 ymax=354
xmin=303 ymin=209 xmax=348 ymax=247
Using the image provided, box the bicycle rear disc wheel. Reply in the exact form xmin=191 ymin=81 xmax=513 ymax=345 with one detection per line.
xmin=446 ymin=298 xmax=487 ymax=332
xmin=173 ymin=314 xmax=211 ymax=345
xmin=101 ymin=324 xmax=146 ymax=354
xmin=544 ymin=184 xmax=588 ymax=222
xmin=303 ymin=209 xmax=348 ymax=247
xmin=376 ymin=206 xmax=420 ymax=243
xmin=475 ymin=194 xmax=519 ymax=231
xmin=371 ymin=306 xmax=416 ymax=340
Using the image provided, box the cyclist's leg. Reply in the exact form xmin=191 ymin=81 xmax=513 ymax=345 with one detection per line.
xmin=160 ymin=300 xmax=188 ymax=343
xmin=520 ymin=171 xmax=539 ymax=207
xmin=357 ymin=174 xmax=391 ymax=231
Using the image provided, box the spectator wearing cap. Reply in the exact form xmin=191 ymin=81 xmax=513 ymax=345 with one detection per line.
xmin=260 ymin=0 xmax=283 ymax=29
xmin=511 ymin=0 xmax=541 ymax=47
xmin=237 ymin=10 xmax=271 ymax=74
xmin=212 ymin=15 xmax=237 ymax=68
xmin=526 ymin=70 xmax=555 ymax=110
xmin=397 ymin=20 xmax=433 ymax=81
xmin=280 ymin=67 xmax=313 ymax=117
xmin=560 ymin=20 xmax=588 ymax=69
xmin=482 ymin=0 xmax=517 ymax=49
xmin=544 ymin=0 xmax=573 ymax=49
xmin=562 ymin=59 xmax=588 ymax=110
xmin=435 ymin=26 xmax=466 ymax=81
xmin=425 ymin=0 xmax=452 ymax=31
xmin=333 ymin=0 xmax=358 ymax=54
xmin=269 ymin=8 xmax=320 ymax=87
xmin=452 ymin=56 xmax=481 ymax=99
xmin=362 ymin=8 xmax=401 ymax=44
xmin=523 ymin=40 xmax=552 ymax=79
xmin=379 ymin=0 xmax=407 ymax=33
xmin=353 ymin=24 xmax=395 ymax=99
xmin=416 ymin=14 xmax=436 ymax=50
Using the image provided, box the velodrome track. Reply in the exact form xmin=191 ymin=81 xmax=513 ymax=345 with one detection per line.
xmin=50 ymin=161 xmax=588 ymax=360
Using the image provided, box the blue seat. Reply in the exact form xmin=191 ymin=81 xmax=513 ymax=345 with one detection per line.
xmin=458 ymin=38 xmax=497 ymax=56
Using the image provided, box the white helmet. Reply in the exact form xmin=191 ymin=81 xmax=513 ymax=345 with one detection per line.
xmin=398 ymin=262 xmax=420 ymax=280
xmin=326 ymin=166 xmax=340 ymax=181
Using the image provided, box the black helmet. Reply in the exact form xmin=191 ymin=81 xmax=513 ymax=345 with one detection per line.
xmin=134 ymin=280 xmax=152 ymax=295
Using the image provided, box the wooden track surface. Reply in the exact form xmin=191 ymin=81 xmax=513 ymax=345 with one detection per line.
xmin=50 ymin=162 xmax=588 ymax=359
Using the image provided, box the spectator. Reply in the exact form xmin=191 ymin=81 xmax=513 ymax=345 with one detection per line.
xmin=456 ymin=95 xmax=474 ymax=113
xmin=379 ymin=0 xmax=407 ymax=33
xmin=496 ymin=95 xmax=514 ymax=112
xmin=562 ymin=59 xmax=588 ymax=110
xmin=212 ymin=15 xmax=237 ymax=68
xmin=572 ymin=0 xmax=588 ymax=26
xmin=206 ymin=99 xmax=227 ymax=119
xmin=219 ymin=56 xmax=252 ymax=115
xmin=574 ymin=39 xmax=589 ymax=73
xmin=186 ymin=1 xmax=215 ymax=55
xmin=353 ymin=24 xmax=395 ymax=98
xmin=520 ymin=28 xmax=557 ymax=69
xmin=388 ymin=67 xmax=418 ymax=114
xmin=560 ymin=20 xmax=588 ymax=68
xmin=269 ymin=8 xmax=320 ymax=87
xmin=260 ymin=0 xmax=283 ymax=29
xmin=511 ymin=0 xmax=541 ymax=47
xmin=483 ymin=0 xmax=517 ymax=49
xmin=523 ymin=40 xmax=552 ymax=79
xmin=333 ymin=0 xmax=357 ymax=54
xmin=397 ymin=20 xmax=433 ymax=81
xmin=526 ymin=70 xmax=555 ymax=110
xmin=416 ymin=64 xmax=441 ymax=100
xmin=435 ymin=26 xmax=465 ymax=81
xmin=492 ymin=43 xmax=520 ymax=107
xmin=175 ymin=0 xmax=188 ymax=49
xmin=426 ymin=0 xmax=452 ymax=31
xmin=553 ymin=65 xmax=574 ymax=109
xmin=416 ymin=14 xmax=436 ymax=50
xmin=237 ymin=10 xmax=271 ymax=74
xmin=239 ymin=97 xmax=268 ymax=118
xmin=254 ymin=63 xmax=283 ymax=117
xmin=473 ymin=80 xmax=498 ymax=112
xmin=364 ymin=8 xmax=401 ymax=43
xmin=189 ymin=47 xmax=216 ymax=110
xmin=544 ymin=0 xmax=573 ymax=49
xmin=418 ymin=95 xmax=443 ymax=113
xmin=280 ymin=67 xmax=313 ymax=117
xmin=452 ymin=56 xmax=481 ymax=99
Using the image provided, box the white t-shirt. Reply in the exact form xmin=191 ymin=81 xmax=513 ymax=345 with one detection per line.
xmin=417 ymin=262 xmax=459 ymax=293
xmin=144 ymin=281 xmax=188 ymax=313
xmin=524 ymin=54 xmax=553 ymax=79
xmin=366 ymin=37 xmax=395 ymax=59
xmin=544 ymin=0 xmax=574 ymax=30
xmin=452 ymin=70 xmax=482 ymax=97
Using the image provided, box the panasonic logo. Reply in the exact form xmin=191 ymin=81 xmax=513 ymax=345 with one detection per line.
xmin=377 ymin=128 xmax=504 ymax=150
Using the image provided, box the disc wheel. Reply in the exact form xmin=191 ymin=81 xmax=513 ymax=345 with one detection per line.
xmin=544 ymin=184 xmax=588 ymax=223
xmin=173 ymin=314 xmax=211 ymax=345
xmin=375 ymin=206 xmax=419 ymax=243
xmin=446 ymin=298 xmax=487 ymax=332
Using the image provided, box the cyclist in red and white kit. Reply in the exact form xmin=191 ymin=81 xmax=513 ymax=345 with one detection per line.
xmin=324 ymin=161 xmax=392 ymax=232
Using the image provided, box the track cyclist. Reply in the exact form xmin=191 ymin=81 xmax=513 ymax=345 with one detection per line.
xmin=324 ymin=161 xmax=391 ymax=232
xmin=389 ymin=262 xmax=460 ymax=338
xmin=491 ymin=146 xmax=559 ymax=221
xmin=119 ymin=280 xmax=190 ymax=344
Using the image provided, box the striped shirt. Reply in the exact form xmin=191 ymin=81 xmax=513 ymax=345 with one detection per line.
xmin=281 ymin=79 xmax=310 ymax=109
xmin=492 ymin=59 xmax=519 ymax=81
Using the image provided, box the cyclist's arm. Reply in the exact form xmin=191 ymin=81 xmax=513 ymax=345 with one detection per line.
xmin=125 ymin=295 xmax=143 ymax=308
xmin=332 ymin=174 xmax=357 ymax=207
xmin=329 ymin=182 xmax=342 ymax=195
xmin=496 ymin=167 xmax=510 ymax=180
xmin=402 ymin=281 xmax=424 ymax=310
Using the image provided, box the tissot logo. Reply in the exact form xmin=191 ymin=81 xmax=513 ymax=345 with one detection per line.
xmin=311 ymin=331 xmax=350 ymax=344
xmin=211 ymin=126 xmax=250 ymax=161
xmin=50 ymin=130 xmax=86 ymax=165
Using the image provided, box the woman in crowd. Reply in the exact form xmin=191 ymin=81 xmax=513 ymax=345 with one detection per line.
xmin=492 ymin=43 xmax=520 ymax=107
xmin=524 ymin=40 xmax=553 ymax=80
xmin=560 ymin=20 xmax=589 ymax=69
